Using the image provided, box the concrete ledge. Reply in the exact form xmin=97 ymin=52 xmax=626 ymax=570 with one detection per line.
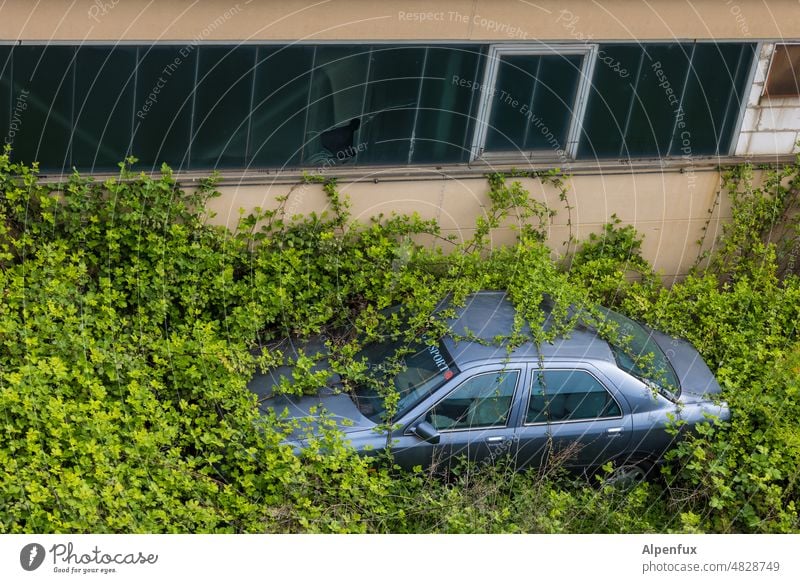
xmin=35 ymin=154 xmax=797 ymax=187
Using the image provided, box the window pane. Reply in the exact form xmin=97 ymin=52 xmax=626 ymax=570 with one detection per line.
xmin=485 ymin=53 xmax=582 ymax=154
xmin=485 ymin=54 xmax=538 ymax=152
xmin=622 ymin=44 xmax=691 ymax=157
xmin=191 ymin=46 xmax=255 ymax=169
xmin=528 ymin=370 xmax=620 ymax=423
xmin=10 ymin=45 xmax=74 ymax=170
xmin=426 ymin=370 xmax=518 ymax=430
xmin=600 ymin=307 xmax=680 ymax=393
xmin=133 ymin=46 xmax=196 ymax=170
xmin=412 ymin=46 xmax=481 ymax=164
xmin=249 ymin=46 xmax=314 ymax=168
xmin=578 ymin=45 xmax=643 ymax=158
xmin=357 ymin=45 xmax=426 ymax=165
xmin=73 ymin=46 xmax=136 ymax=170
xmin=676 ymin=43 xmax=755 ymax=156
xmin=304 ymin=46 xmax=369 ymax=164
xmin=1 ymin=46 xmax=13 ymax=148
xmin=524 ymin=54 xmax=582 ymax=151
xmin=582 ymin=42 xmax=755 ymax=159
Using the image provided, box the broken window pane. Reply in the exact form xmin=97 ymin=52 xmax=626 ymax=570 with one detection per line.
xmin=765 ymin=44 xmax=800 ymax=97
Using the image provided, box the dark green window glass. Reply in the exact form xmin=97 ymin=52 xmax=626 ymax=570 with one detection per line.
xmin=10 ymin=45 xmax=74 ymax=170
xmin=0 ymin=42 xmax=761 ymax=171
xmin=304 ymin=46 xmax=369 ymax=164
xmin=524 ymin=54 xmax=582 ymax=151
xmin=674 ymin=43 xmax=755 ymax=156
xmin=485 ymin=53 xmax=582 ymax=155
xmin=485 ymin=54 xmax=538 ymax=152
xmin=357 ymin=46 xmax=426 ymax=165
xmin=249 ymin=46 xmax=314 ymax=168
xmin=0 ymin=46 xmax=12 ymax=147
xmin=426 ymin=370 xmax=519 ymax=430
xmin=191 ymin=46 xmax=255 ymax=169
xmin=622 ymin=44 xmax=692 ymax=157
xmin=133 ymin=46 xmax=196 ymax=170
xmin=73 ymin=46 xmax=137 ymax=170
xmin=412 ymin=46 xmax=482 ymax=164
xmin=577 ymin=45 xmax=642 ymax=158
xmin=580 ymin=42 xmax=755 ymax=159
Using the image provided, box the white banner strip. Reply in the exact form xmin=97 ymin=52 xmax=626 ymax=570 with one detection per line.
xmin=1 ymin=534 xmax=798 ymax=582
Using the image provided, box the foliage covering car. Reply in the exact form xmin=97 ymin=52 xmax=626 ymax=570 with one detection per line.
xmin=251 ymin=291 xmax=727 ymax=482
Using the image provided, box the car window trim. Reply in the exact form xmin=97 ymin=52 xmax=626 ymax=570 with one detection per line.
xmin=524 ymin=366 xmax=624 ymax=427
xmin=404 ymin=367 xmax=522 ymax=435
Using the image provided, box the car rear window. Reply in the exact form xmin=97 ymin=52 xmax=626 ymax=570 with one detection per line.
xmin=601 ymin=308 xmax=681 ymax=398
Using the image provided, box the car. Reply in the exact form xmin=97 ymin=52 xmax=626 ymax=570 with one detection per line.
xmin=249 ymin=291 xmax=727 ymax=483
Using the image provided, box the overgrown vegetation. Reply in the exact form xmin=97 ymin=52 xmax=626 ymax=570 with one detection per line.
xmin=1 ymin=148 xmax=798 ymax=533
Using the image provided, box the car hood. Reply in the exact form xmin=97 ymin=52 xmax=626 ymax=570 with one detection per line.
xmin=648 ymin=328 xmax=722 ymax=401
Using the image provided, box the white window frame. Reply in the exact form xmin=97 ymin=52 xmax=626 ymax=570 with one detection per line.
xmin=470 ymin=43 xmax=598 ymax=162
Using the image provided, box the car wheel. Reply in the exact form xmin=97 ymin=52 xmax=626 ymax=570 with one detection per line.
xmin=602 ymin=459 xmax=653 ymax=488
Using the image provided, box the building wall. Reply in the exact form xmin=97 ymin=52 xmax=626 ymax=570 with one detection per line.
xmin=205 ymin=166 xmax=730 ymax=284
xmin=2 ymin=0 xmax=797 ymax=281
xmin=1 ymin=0 xmax=798 ymax=42
xmin=736 ymin=43 xmax=800 ymax=156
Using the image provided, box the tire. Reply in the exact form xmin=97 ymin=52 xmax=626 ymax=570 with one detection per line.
xmin=601 ymin=458 xmax=654 ymax=488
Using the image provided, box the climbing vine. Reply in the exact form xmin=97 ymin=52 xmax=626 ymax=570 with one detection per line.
xmin=1 ymin=146 xmax=799 ymax=533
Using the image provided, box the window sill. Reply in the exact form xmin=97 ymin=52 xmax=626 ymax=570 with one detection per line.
xmin=36 ymin=154 xmax=797 ymax=186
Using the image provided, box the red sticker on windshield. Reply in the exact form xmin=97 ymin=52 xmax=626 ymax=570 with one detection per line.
xmin=444 ymin=370 xmax=454 ymax=380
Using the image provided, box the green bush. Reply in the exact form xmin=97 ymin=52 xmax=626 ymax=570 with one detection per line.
xmin=1 ymin=149 xmax=798 ymax=533
xmin=0 ymin=154 xmax=402 ymax=533
xmin=567 ymin=213 xmax=658 ymax=307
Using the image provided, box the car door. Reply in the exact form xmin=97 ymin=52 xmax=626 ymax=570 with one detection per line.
xmin=535 ymin=367 xmax=632 ymax=472
xmin=513 ymin=364 xmax=551 ymax=470
xmin=392 ymin=366 xmax=522 ymax=471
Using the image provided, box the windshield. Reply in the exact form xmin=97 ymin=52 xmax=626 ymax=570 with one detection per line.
xmin=600 ymin=308 xmax=681 ymax=398
xmin=349 ymin=338 xmax=458 ymax=423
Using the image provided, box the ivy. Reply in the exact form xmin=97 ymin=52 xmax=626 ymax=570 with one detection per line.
xmin=695 ymin=155 xmax=800 ymax=281
xmin=1 ymin=146 xmax=799 ymax=533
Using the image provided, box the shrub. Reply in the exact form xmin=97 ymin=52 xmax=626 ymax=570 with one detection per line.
xmin=1 ymin=148 xmax=799 ymax=533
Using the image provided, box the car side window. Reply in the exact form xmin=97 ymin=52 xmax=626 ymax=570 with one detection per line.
xmin=425 ymin=370 xmax=519 ymax=431
xmin=527 ymin=369 xmax=621 ymax=424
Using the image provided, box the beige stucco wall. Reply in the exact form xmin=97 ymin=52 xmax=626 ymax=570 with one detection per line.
xmin=205 ymin=167 xmax=730 ymax=283
xmin=1 ymin=0 xmax=798 ymax=42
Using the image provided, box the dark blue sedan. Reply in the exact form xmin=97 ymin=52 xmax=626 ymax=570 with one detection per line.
xmin=251 ymin=291 xmax=727 ymax=483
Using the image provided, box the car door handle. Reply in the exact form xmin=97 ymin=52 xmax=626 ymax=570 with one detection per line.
xmin=485 ymin=436 xmax=507 ymax=443
xmin=606 ymin=427 xmax=624 ymax=437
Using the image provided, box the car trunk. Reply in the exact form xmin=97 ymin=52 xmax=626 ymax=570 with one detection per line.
xmin=260 ymin=389 xmax=376 ymax=435
xmin=648 ymin=329 xmax=722 ymax=402
xmin=248 ymin=335 xmax=376 ymax=435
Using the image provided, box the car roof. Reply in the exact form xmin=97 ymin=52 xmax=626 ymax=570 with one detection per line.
xmin=440 ymin=291 xmax=615 ymax=368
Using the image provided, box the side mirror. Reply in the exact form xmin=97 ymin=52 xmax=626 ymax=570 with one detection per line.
xmin=411 ymin=421 xmax=441 ymax=444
